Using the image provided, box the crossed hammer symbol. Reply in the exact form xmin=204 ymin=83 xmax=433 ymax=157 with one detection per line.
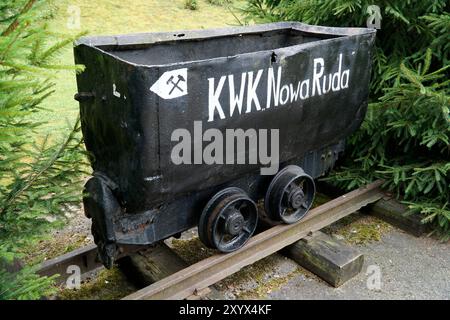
xmin=167 ymin=74 xmax=186 ymax=95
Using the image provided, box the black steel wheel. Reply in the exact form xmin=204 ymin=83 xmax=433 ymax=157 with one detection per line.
xmin=199 ymin=187 xmax=258 ymax=252
xmin=265 ymin=165 xmax=315 ymax=224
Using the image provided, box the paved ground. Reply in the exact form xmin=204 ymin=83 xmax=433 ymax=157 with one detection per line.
xmin=269 ymin=229 xmax=450 ymax=300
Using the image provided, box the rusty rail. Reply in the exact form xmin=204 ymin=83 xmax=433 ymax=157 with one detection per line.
xmin=35 ymin=180 xmax=384 ymax=294
xmin=123 ymin=180 xmax=384 ymax=300
xmin=37 ymin=244 xmax=100 ymax=284
xmin=36 ymin=243 xmax=142 ymax=284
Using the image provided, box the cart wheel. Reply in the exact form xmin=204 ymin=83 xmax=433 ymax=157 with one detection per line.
xmin=199 ymin=187 xmax=258 ymax=252
xmin=265 ymin=165 xmax=315 ymax=224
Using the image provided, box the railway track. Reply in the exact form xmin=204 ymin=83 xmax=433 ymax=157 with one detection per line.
xmin=38 ymin=180 xmax=385 ymax=299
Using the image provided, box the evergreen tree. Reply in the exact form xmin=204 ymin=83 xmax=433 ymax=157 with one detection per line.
xmin=243 ymin=0 xmax=450 ymax=237
xmin=0 ymin=0 xmax=87 ymax=299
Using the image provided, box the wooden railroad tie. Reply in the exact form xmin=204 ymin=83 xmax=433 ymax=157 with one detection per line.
xmin=283 ymin=231 xmax=364 ymax=287
xmin=369 ymin=198 xmax=429 ymax=237
xmin=118 ymin=243 xmax=224 ymax=300
xmin=317 ymin=181 xmax=429 ymax=237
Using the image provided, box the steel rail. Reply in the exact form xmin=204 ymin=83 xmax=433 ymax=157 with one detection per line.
xmin=36 ymin=243 xmax=142 ymax=284
xmin=37 ymin=244 xmax=100 ymax=284
xmin=123 ymin=180 xmax=384 ymax=300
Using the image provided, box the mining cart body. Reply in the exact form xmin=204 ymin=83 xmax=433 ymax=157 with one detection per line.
xmin=74 ymin=22 xmax=376 ymax=267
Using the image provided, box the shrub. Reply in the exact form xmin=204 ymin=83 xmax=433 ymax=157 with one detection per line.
xmin=0 ymin=0 xmax=87 ymax=299
xmin=185 ymin=0 xmax=199 ymax=10
xmin=243 ymin=0 xmax=450 ymax=237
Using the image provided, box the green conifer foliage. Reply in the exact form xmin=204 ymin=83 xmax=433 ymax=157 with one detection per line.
xmin=0 ymin=0 xmax=87 ymax=299
xmin=243 ymin=1 xmax=449 ymax=237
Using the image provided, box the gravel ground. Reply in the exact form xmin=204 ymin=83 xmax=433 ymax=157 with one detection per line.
xmin=269 ymin=229 xmax=450 ymax=300
xmin=25 ymin=205 xmax=93 ymax=264
xmin=167 ymin=220 xmax=449 ymax=300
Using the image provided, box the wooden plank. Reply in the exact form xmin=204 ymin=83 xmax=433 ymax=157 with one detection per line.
xmin=369 ymin=198 xmax=428 ymax=237
xmin=317 ymin=181 xmax=428 ymax=237
xmin=123 ymin=180 xmax=384 ymax=300
xmin=119 ymin=243 xmax=188 ymax=285
xmin=118 ymin=242 xmax=224 ymax=300
xmin=283 ymin=231 xmax=363 ymax=287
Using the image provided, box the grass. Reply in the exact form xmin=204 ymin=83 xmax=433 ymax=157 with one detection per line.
xmin=39 ymin=0 xmax=245 ymax=132
xmin=314 ymin=193 xmax=393 ymax=245
xmin=58 ymin=267 xmax=137 ymax=300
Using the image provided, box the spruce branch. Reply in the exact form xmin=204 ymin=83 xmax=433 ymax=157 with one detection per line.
xmin=0 ymin=118 xmax=82 ymax=217
xmin=1 ymin=0 xmax=37 ymax=37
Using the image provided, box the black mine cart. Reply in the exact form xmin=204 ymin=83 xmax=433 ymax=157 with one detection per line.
xmin=74 ymin=22 xmax=376 ymax=267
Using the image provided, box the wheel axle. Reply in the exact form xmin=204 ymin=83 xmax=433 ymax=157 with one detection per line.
xmin=265 ymin=165 xmax=315 ymax=224
xmin=199 ymin=187 xmax=258 ymax=252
